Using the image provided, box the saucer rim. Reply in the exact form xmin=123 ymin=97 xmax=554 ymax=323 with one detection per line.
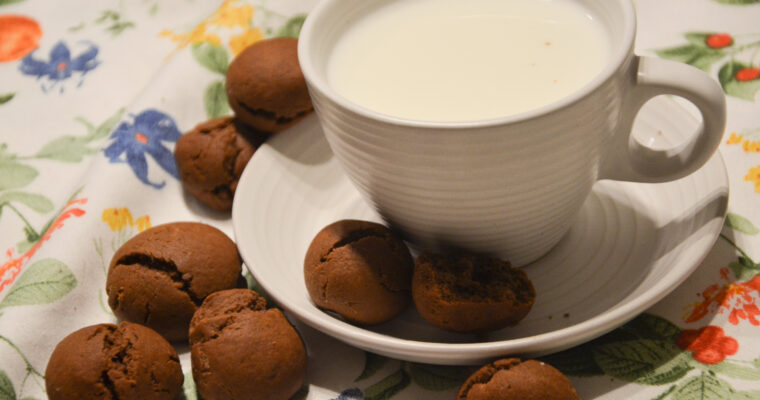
xmin=231 ymin=124 xmax=729 ymax=365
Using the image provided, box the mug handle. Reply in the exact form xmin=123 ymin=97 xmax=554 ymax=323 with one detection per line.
xmin=599 ymin=55 xmax=726 ymax=183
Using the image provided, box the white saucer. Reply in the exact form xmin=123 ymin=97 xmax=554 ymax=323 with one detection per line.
xmin=232 ymin=100 xmax=728 ymax=365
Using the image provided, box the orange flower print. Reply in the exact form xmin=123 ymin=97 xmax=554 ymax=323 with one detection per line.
xmin=159 ymin=21 xmax=221 ymax=50
xmin=726 ymin=131 xmax=760 ymax=153
xmin=676 ymin=325 xmax=738 ymax=365
xmin=101 ymin=207 xmax=151 ymax=232
xmin=134 ymin=215 xmax=151 ymax=232
xmin=684 ymin=268 xmax=760 ymax=326
xmin=726 ymin=132 xmax=743 ymax=145
xmin=0 ymin=198 xmax=87 ymax=293
xmin=209 ymin=0 xmax=253 ymax=28
xmin=160 ymin=0 xmax=262 ymax=54
xmin=742 ymin=140 xmax=760 ymax=153
xmin=746 ymin=165 xmax=760 ymax=193
xmin=102 ymin=208 xmax=134 ymax=231
xmin=0 ymin=15 xmax=42 ymax=62
xmin=229 ymin=28 xmax=263 ymax=56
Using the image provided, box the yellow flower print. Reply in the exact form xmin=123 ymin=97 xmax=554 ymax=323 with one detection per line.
xmin=160 ymin=22 xmax=221 ymax=49
xmin=726 ymin=132 xmax=743 ymax=145
xmin=229 ymin=27 xmax=264 ymax=56
xmin=134 ymin=215 xmax=152 ymax=232
xmin=102 ymin=208 xmax=134 ymax=232
xmin=210 ymin=0 xmax=254 ymax=28
xmin=746 ymin=165 xmax=760 ymax=193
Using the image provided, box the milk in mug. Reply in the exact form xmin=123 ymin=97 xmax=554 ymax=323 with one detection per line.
xmin=327 ymin=0 xmax=611 ymax=122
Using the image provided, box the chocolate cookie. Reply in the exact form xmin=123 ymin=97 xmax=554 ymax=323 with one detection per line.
xmin=412 ymin=252 xmax=535 ymax=333
xmin=457 ymin=358 xmax=579 ymax=400
xmin=106 ymin=222 xmax=241 ymax=342
xmin=45 ymin=322 xmax=182 ymax=400
xmin=189 ymin=289 xmax=307 ymax=400
xmin=175 ymin=116 xmax=264 ymax=211
xmin=226 ymin=37 xmax=313 ymax=133
xmin=304 ymin=219 xmax=414 ymax=325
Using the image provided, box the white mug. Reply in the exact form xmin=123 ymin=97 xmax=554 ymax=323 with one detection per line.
xmin=298 ymin=0 xmax=726 ymax=266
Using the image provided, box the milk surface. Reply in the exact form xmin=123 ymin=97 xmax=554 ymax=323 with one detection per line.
xmin=327 ymin=0 xmax=610 ymax=122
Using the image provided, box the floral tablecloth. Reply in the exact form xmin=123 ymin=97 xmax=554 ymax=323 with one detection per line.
xmin=1 ymin=0 xmax=760 ymax=399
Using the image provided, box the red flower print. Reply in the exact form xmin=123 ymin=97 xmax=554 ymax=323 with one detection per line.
xmin=676 ymin=325 xmax=738 ymax=364
xmin=0 ymin=15 xmax=42 ymax=62
xmin=705 ymin=33 xmax=733 ymax=49
xmin=736 ymin=67 xmax=760 ymax=82
xmin=0 ymin=198 xmax=86 ymax=293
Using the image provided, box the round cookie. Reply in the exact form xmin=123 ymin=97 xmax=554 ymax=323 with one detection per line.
xmin=457 ymin=358 xmax=579 ymax=400
xmin=106 ymin=222 xmax=241 ymax=342
xmin=175 ymin=116 xmax=264 ymax=211
xmin=304 ymin=219 xmax=414 ymax=325
xmin=412 ymin=251 xmax=535 ymax=333
xmin=189 ymin=289 xmax=307 ymax=400
xmin=226 ymin=37 xmax=313 ymax=133
xmin=45 ymin=322 xmax=182 ymax=400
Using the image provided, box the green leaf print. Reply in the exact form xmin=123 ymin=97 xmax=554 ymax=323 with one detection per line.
xmin=733 ymin=391 xmax=760 ymax=399
xmin=0 ymin=370 xmax=15 ymax=400
xmin=708 ymin=360 xmax=760 ymax=380
xmin=204 ymin=80 xmax=231 ymax=119
xmin=35 ymin=136 xmax=95 ymax=162
xmin=671 ymin=371 xmax=733 ymax=400
xmin=620 ymin=313 xmax=682 ymax=341
xmin=363 ymin=369 xmax=411 ymax=400
xmin=718 ymin=61 xmax=760 ymax=101
xmin=539 ymin=342 xmax=604 ymax=376
xmin=182 ymin=372 xmax=197 ymax=400
xmin=713 ymin=0 xmax=760 ymax=4
xmin=80 ymin=108 xmax=125 ymax=141
xmin=0 ymin=192 xmax=53 ymax=214
xmin=276 ymin=14 xmax=307 ymax=39
xmin=407 ymin=363 xmax=473 ymax=390
xmin=34 ymin=109 xmax=125 ymax=162
xmin=95 ymin=10 xmax=135 ymax=38
xmin=728 ymin=261 xmax=758 ymax=281
xmin=0 ymin=161 xmax=37 ymax=191
xmin=0 ymin=0 xmax=24 ymax=7
xmin=683 ymin=33 xmax=714 ymax=47
xmin=192 ymin=42 xmax=229 ymax=75
xmin=594 ymin=340 xmax=692 ymax=385
xmin=656 ymin=45 xmax=725 ymax=73
xmin=0 ymin=93 xmax=14 ymax=105
xmin=0 ymin=258 xmax=77 ymax=309
xmin=357 ymin=352 xmax=390 ymax=381
xmin=726 ymin=213 xmax=760 ymax=235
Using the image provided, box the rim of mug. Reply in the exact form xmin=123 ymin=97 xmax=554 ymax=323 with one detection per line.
xmin=298 ymin=0 xmax=637 ymax=130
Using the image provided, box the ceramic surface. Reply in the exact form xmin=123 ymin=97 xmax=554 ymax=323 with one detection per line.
xmin=232 ymin=98 xmax=729 ymax=365
xmin=298 ymin=0 xmax=726 ymax=266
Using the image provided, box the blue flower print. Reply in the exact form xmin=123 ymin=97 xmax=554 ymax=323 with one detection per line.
xmin=19 ymin=41 xmax=99 ymax=93
xmin=330 ymin=388 xmax=363 ymax=400
xmin=103 ymin=109 xmax=181 ymax=189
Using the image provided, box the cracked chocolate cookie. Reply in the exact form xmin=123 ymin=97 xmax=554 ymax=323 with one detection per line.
xmin=106 ymin=222 xmax=241 ymax=342
xmin=457 ymin=358 xmax=579 ymax=400
xmin=304 ymin=219 xmax=414 ymax=325
xmin=45 ymin=322 xmax=183 ymax=400
xmin=189 ymin=289 xmax=307 ymax=400
xmin=175 ymin=116 xmax=264 ymax=211
xmin=412 ymin=252 xmax=536 ymax=333
xmin=225 ymin=37 xmax=313 ymax=133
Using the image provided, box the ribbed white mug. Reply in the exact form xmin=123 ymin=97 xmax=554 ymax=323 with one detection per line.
xmin=298 ymin=0 xmax=726 ymax=266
